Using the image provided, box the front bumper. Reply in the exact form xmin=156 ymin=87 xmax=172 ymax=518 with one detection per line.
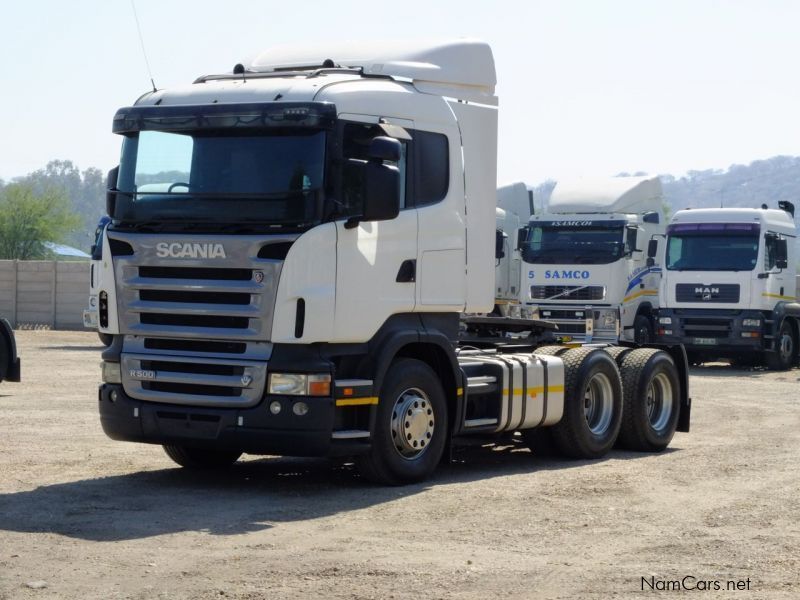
xmin=655 ymin=309 xmax=764 ymax=354
xmin=98 ymin=383 xmax=367 ymax=457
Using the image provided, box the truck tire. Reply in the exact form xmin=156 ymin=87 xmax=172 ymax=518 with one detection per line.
xmin=163 ymin=445 xmax=242 ymax=469
xmin=603 ymin=345 xmax=634 ymax=364
xmin=617 ymin=349 xmax=680 ymax=452
xmin=533 ymin=345 xmax=570 ymax=357
xmin=633 ymin=315 xmax=653 ymax=345
xmin=0 ymin=335 xmax=8 ymax=382
xmin=765 ymin=320 xmax=796 ymax=371
xmin=355 ymin=358 xmax=447 ymax=485
xmin=98 ymin=332 xmax=113 ymax=347
xmin=550 ymin=348 xmax=623 ymax=459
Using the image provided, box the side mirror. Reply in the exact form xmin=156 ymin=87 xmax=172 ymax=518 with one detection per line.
xmin=516 ymin=227 xmax=529 ymax=251
xmin=362 ymin=161 xmax=400 ymax=223
xmin=367 ymin=136 xmax=402 ymax=162
xmin=776 ymin=238 xmax=788 ymax=269
xmin=495 ymin=230 xmax=507 ymax=260
xmin=106 ymin=166 xmax=119 ymax=217
xmin=647 ymin=239 xmax=658 ymax=258
xmin=625 ymin=226 xmax=640 ymax=255
xmin=643 ymin=211 xmax=660 ymax=224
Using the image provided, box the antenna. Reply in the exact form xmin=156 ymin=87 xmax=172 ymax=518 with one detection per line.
xmin=130 ymin=0 xmax=157 ymax=92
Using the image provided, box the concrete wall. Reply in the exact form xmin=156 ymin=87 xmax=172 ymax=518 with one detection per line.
xmin=0 ymin=260 xmax=89 ymax=329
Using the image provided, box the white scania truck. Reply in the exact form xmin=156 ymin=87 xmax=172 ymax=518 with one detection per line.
xmin=653 ymin=204 xmax=799 ymax=370
xmin=493 ymin=182 xmax=531 ymax=317
xmin=517 ymin=176 xmax=665 ymax=343
xmin=97 ymin=40 xmax=689 ymax=484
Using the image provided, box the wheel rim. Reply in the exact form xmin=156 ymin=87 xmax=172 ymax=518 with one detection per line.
xmin=583 ymin=372 xmax=614 ymax=436
xmin=778 ymin=327 xmax=793 ymax=363
xmin=390 ymin=387 xmax=435 ymax=460
xmin=646 ymin=372 xmax=673 ymax=431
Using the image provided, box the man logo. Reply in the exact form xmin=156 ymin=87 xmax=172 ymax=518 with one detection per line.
xmin=155 ymin=242 xmax=227 ymax=259
xmin=694 ymin=286 xmax=719 ymax=301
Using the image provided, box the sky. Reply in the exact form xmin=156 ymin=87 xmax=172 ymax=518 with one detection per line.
xmin=1 ymin=0 xmax=799 ymax=185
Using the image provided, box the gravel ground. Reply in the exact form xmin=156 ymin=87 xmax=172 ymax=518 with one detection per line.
xmin=0 ymin=330 xmax=798 ymax=599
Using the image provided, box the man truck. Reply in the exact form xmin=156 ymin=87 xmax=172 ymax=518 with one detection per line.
xmin=653 ymin=204 xmax=799 ymax=370
xmin=97 ymin=40 xmax=689 ymax=484
xmin=516 ymin=176 xmax=665 ymax=344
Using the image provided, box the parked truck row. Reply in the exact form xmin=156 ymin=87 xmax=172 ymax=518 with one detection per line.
xmin=92 ymin=39 xmax=692 ymax=484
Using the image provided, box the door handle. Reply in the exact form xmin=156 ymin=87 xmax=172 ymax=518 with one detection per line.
xmin=396 ymin=260 xmax=416 ymax=283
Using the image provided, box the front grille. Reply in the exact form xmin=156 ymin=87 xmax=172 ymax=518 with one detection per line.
xmin=121 ymin=353 xmax=267 ymax=407
xmin=138 ymin=266 xmax=252 ymax=280
xmin=139 ymin=290 xmax=251 ymax=305
xmin=676 ymin=284 xmax=740 ymax=303
xmin=681 ymin=317 xmax=733 ymax=339
xmin=143 ymin=338 xmax=247 ymax=354
xmin=140 ymin=313 xmax=250 ymax=329
xmin=531 ymin=285 xmax=605 ymax=301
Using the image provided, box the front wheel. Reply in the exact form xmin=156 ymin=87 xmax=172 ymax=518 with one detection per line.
xmin=163 ymin=445 xmax=242 ymax=469
xmin=98 ymin=332 xmax=113 ymax=347
xmin=633 ymin=315 xmax=653 ymax=345
xmin=355 ymin=358 xmax=448 ymax=485
xmin=765 ymin=320 xmax=796 ymax=371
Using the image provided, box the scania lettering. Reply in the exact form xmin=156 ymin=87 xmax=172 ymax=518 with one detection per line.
xmin=654 ymin=204 xmax=799 ymax=369
xmin=517 ymin=176 xmax=666 ymax=343
xmin=155 ymin=242 xmax=227 ymax=259
xmin=97 ymin=40 xmax=690 ymax=484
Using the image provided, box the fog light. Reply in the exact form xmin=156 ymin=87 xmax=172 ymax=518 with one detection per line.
xmin=293 ymin=402 xmax=309 ymax=416
xmin=269 ymin=400 xmax=282 ymax=415
xmin=741 ymin=331 xmax=760 ymax=338
xmin=658 ymin=316 xmax=672 ymax=325
xmin=110 ymin=390 xmax=119 ymax=402
xmin=742 ymin=319 xmax=761 ymax=328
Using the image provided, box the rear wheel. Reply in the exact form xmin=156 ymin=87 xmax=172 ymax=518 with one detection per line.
xmin=355 ymin=358 xmax=447 ymax=485
xmin=550 ymin=348 xmax=623 ymax=459
xmin=618 ymin=349 xmax=680 ymax=452
xmin=163 ymin=445 xmax=242 ymax=469
xmin=765 ymin=320 xmax=796 ymax=371
xmin=533 ymin=345 xmax=571 ymax=357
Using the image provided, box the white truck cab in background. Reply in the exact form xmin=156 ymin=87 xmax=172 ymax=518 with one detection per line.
xmin=84 ymin=216 xmax=113 ymax=346
xmin=494 ymin=182 xmax=531 ymax=317
xmin=654 ymin=203 xmax=799 ymax=369
xmin=517 ymin=176 xmax=665 ymax=343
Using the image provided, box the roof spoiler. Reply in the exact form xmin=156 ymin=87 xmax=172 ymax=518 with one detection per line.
xmin=778 ymin=201 xmax=795 ymax=218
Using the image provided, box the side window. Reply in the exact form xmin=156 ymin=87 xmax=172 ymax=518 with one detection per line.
xmin=340 ymin=123 xmax=407 ymax=217
xmin=413 ymin=131 xmax=449 ymax=206
xmin=764 ymin=234 xmax=778 ymax=270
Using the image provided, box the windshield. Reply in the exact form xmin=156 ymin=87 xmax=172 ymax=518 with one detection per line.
xmin=666 ymin=223 xmax=760 ymax=271
xmin=114 ymin=129 xmax=326 ymax=230
xmin=521 ymin=220 xmax=626 ymax=264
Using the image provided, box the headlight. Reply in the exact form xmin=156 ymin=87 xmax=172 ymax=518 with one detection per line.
xmin=101 ymin=361 xmax=122 ymax=384
xmin=268 ymin=373 xmax=331 ymax=396
xmin=594 ymin=309 xmax=617 ymax=328
xmin=742 ymin=318 xmax=761 ymax=328
xmin=658 ymin=316 xmax=672 ymax=325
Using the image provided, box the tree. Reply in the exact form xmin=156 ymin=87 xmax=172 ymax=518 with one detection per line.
xmin=0 ymin=183 xmax=81 ymax=260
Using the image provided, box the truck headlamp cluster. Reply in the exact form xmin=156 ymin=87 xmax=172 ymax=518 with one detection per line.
xmin=742 ymin=319 xmax=761 ymax=328
xmin=594 ymin=309 xmax=617 ymax=329
xmin=658 ymin=316 xmax=672 ymax=325
xmin=268 ymin=373 xmax=331 ymax=397
xmin=101 ymin=361 xmax=122 ymax=384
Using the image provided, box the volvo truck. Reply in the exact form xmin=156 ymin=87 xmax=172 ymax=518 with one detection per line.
xmin=654 ymin=204 xmax=799 ymax=370
xmin=97 ymin=40 xmax=689 ymax=484
xmin=0 ymin=317 xmax=21 ymax=385
xmin=516 ymin=176 xmax=665 ymax=343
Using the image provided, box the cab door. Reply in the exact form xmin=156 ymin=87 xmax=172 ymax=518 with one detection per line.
xmin=333 ymin=115 xmax=417 ymax=343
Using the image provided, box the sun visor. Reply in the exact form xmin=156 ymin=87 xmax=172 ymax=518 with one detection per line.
xmin=378 ymin=123 xmax=412 ymax=140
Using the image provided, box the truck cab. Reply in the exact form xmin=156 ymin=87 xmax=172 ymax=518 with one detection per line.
xmin=517 ymin=176 xmax=665 ymax=343
xmin=654 ymin=204 xmax=799 ymax=369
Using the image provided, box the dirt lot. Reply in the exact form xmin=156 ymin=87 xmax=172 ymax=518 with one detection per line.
xmin=0 ymin=330 xmax=798 ymax=599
